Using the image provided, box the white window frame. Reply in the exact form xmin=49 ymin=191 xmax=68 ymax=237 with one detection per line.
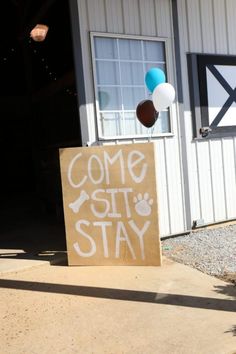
xmin=90 ymin=32 xmax=174 ymax=141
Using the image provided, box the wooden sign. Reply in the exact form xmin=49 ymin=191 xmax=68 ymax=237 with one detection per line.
xmin=59 ymin=143 xmax=161 ymax=266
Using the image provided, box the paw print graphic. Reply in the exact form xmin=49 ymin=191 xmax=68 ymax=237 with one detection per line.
xmin=133 ymin=193 xmax=153 ymax=216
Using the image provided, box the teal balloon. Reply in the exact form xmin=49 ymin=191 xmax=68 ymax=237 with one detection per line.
xmin=145 ymin=68 xmax=166 ymax=93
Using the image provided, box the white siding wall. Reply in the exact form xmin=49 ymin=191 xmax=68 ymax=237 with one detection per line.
xmin=76 ymin=0 xmax=186 ymax=236
xmin=178 ymin=0 xmax=236 ymax=225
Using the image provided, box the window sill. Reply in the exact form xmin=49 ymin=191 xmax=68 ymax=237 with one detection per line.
xmin=97 ymin=133 xmax=174 ymax=141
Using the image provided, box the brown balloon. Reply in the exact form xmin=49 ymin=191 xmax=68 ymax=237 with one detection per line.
xmin=136 ymin=100 xmax=159 ymax=128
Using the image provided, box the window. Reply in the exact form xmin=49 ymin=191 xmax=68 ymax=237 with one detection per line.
xmin=91 ymin=34 xmax=171 ymax=139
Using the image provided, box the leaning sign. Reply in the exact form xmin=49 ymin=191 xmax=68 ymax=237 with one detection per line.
xmin=59 ymin=143 xmax=161 ymax=266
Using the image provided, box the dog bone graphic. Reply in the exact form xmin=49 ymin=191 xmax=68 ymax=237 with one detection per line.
xmin=69 ymin=190 xmax=90 ymax=213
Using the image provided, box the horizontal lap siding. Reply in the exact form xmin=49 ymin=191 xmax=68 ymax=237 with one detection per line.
xmin=76 ymin=0 xmax=186 ymax=235
xmin=177 ymin=0 xmax=236 ymax=225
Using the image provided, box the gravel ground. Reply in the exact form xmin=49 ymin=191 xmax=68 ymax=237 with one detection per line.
xmin=162 ymin=224 xmax=236 ymax=283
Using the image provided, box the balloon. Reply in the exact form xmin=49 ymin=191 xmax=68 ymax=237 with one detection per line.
xmin=145 ymin=68 xmax=166 ymax=93
xmin=136 ymin=100 xmax=159 ymax=128
xmin=152 ymin=83 xmax=175 ymax=111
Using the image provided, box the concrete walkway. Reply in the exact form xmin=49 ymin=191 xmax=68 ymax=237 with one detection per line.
xmin=0 ymin=248 xmax=67 ymax=274
xmin=0 ymin=256 xmax=236 ymax=354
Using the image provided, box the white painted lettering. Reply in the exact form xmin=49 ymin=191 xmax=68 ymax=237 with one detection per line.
xmin=118 ymin=188 xmax=132 ymax=218
xmin=128 ymin=150 xmax=147 ymax=183
xmin=115 ymin=221 xmax=136 ymax=259
xmin=74 ymin=220 xmax=96 ymax=257
xmin=106 ymin=189 xmax=121 ymax=218
xmin=93 ymin=221 xmax=112 ymax=258
xmin=68 ymin=152 xmax=87 ymax=188
xmin=129 ymin=220 xmax=150 ymax=260
xmin=88 ymin=154 xmax=104 ymax=184
xmin=90 ymin=189 xmax=110 ymax=218
xmin=104 ymin=150 xmax=125 ymax=185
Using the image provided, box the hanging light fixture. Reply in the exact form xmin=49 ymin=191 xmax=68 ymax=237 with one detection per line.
xmin=30 ymin=24 xmax=49 ymax=42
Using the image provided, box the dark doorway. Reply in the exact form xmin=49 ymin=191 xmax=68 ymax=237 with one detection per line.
xmin=0 ymin=1 xmax=81 ymax=253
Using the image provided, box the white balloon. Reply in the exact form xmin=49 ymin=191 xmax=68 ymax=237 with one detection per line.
xmin=152 ymin=83 xmax=175 ymax=111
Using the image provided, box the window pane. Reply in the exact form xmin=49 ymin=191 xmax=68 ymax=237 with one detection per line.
xmin=100 ymin=112 xmax=121 ymax=136
xmin=95 ymin=37 xmax=118 ymax=59
xmin=98 ymin=87 xmax=121 ymax=110
xmin=96 ymin=61 xmax=120 ymax=85
xmin=122 ymin=87 xmax=145 ymax=110
xmin=152 ymin=110 xmax=170 ymax=133
xmin=136 ymin=111 xmax=170 ymax=135
xmin=120 ymin=62 xmax=144 ymax=85
xmin=138 ymin=125 xmax=153 ymax=136
xmin=143 ymin=41 xmax=165 ymax=62
xmin=145 ymin=63 xmax=166 ymax=75
xmin=122 ymin=112 xmax=138 ymax=136
xmin=119 ymin=39 xmax=142 ymax=60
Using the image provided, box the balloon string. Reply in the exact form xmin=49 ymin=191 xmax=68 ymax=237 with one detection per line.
xmin=148 ymin=124 xmax=155 ymax=141
xmin=149 ymin=114 xmax=158 ymax=141
xmin=151 ymin=123 xmax=156 ymax=136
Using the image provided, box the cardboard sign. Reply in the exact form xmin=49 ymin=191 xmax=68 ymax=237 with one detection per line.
xmin=59 ymin=143 xmax=161 ymax=266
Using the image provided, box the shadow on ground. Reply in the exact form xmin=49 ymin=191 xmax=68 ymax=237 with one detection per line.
xmin=0 ymin=279 xmax=236 ymax=313
xmin=214 ymin=283 xmax=236 ymax=299
xmin=214 ymin=283 xmax=236 ymax=337
xmin=225 ymin=325 xmax=236 ymax=336
xmin=0 ymin=250 xmax=67 ymax=265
